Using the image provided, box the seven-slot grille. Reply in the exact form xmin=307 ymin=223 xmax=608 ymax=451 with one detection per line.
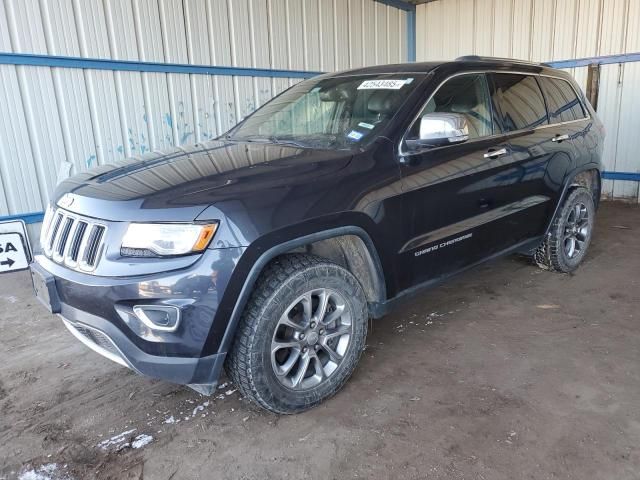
xmin=40 ymin=207 xmax=107 ymax=272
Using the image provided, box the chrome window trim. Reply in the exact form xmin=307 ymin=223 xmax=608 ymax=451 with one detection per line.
xmin=399 ymin=69 xmax=591 ymax=157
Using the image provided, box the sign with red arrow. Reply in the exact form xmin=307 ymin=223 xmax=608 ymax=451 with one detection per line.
xmin=0 ymin=233 xmax=29 ymax=273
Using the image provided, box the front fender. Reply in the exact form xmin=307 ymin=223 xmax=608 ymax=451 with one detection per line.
xmin=200 ymin=217 xmax=387 ymax=356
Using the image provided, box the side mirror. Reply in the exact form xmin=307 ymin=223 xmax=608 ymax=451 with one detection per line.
xmin=406 ymin=112 xmax=469 ymax=150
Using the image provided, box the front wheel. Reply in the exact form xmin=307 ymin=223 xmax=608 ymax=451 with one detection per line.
xmin=534 ymin=187 xmax=595 ymax=272
xmin=225 ymin=254 xmax=368 ymax=414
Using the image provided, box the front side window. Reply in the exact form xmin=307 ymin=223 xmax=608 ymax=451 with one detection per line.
xmin=408 ymin=73 xmax=493 ymax=141
xmin=540 ymin=77 xmax=586 ymax=123
xmin=228 ymin=74 xmax=426 ymax=150
xmin=490 ymin=74 xmax=548 ymax=132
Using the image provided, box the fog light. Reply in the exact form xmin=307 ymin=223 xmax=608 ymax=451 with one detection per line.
xmin=133 ymin=305 xmax=181 ymax=332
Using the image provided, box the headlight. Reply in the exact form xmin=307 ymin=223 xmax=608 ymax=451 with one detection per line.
xmin=121 ymin=223 xmax=217 ymax=256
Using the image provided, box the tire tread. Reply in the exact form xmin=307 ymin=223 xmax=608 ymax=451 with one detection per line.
xmin=534 ymin=187 xmax=594 ymax=273
xmin=225 ymin=253 xmax=367 ymax=414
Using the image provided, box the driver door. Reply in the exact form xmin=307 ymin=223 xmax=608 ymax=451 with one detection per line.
xmin=396 ymin=73 xmax=516 ymax=291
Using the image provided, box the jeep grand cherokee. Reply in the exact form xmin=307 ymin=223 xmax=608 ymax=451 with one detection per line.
xmin=31 ymin=57 xmax=604 ymax=413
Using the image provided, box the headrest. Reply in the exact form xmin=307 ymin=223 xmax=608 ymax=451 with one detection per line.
xmin=367 ymin=90 xmax=400 ymax=115
xmin=319 ymin=85 xmax=353 ymax=102
xmin=449 ymin=97 xmax=476 ymax=113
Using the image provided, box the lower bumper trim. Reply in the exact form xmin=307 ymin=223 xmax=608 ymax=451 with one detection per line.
xmin=58 ymin=311 xmax=227 ymax=389
xmin=61 ymin=316 xmax=130 ymax=369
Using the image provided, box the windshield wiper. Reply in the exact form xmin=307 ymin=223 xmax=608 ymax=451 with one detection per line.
xmin=226 ymin=135 xmax=271 ymax=143
xmin=227 ymin=134 xmax=335 ymax=149
xmin=226 ymin=135 xmax=305 ymax=147
xmin=267 ymin=136 xmax=308 ymax=148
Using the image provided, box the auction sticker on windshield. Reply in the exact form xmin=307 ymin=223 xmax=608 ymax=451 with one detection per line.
xmin=358 ymin=79 xmax=413 ymax=90
xmin=347 ymin=130 xmax=364 ymax=141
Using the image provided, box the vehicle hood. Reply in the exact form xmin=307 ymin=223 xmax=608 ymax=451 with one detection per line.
xmin=54 ymin=140 xmax=353 ymax=222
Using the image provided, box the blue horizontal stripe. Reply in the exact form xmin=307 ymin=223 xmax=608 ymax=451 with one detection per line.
xmin=601 ymin=171 xmax=640 ymax=182
xmin=548 ymin=52 xmax=640 ymax=69
xmin=0 ymin=52 xmax=323 ymax=79
xmin=0 ymin=211 xmax=45 ymax=225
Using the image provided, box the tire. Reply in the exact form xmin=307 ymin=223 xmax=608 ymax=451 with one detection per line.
xmin=225 ymin=253 xmax=368 ymax=414
xmin=534 ymin=187 xmax=595 ymax=273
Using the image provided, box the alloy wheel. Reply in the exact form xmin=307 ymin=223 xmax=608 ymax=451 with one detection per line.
xmin=563 ymin=202 xmax=590 ymax=259
xmin=271 ymin=288 xmax=353 ymax=390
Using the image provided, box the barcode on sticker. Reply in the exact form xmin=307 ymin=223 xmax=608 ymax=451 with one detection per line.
xmin=358 ymin=79 xmax=412 ymax=90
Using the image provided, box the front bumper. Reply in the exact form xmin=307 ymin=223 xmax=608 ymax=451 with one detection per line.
xmin=59 ymin=308 xmax=226 ymax=391
xmin=31 ymin=246 xmax=244 ymax=391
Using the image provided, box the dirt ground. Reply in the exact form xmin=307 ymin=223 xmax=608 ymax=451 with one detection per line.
xmin=1 ymin=201 xmax=639 ymax=480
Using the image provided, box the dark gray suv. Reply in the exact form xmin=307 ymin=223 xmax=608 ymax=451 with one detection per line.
xmin=31 ymin=57 xmax=604 ymax=413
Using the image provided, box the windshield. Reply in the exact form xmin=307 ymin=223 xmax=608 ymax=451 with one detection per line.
xmin=227 ymin=74 xmax=426 ymax=150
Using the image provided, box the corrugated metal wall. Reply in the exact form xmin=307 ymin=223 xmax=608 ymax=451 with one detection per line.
xmin=0 ymin=0 xmax=408 ymax=232
xmin=416 ymin=0 xmax=640 ymax=202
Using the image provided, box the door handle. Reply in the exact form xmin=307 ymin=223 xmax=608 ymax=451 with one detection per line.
xmin=551 ymin=134 xmax=570 ymax=142
xmin=484 ymin=148 xmax=508 ymax=159
xmin=478 ymin=198 xmax=492 ymax=209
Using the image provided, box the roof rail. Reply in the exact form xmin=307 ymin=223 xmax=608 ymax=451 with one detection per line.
xmin=455 ymin=55 xmax=550 ymax=67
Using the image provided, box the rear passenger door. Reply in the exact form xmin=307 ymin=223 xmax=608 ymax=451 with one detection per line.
xmin=537 ymin=75 xmax=592 ymax=176
xmin=487 ymin=73 xmax=571 ymax=241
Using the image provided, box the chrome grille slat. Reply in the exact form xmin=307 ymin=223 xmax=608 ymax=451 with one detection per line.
xmin=39 ymin=206 xmax=55 ymax=248
xmin=53 ymin=216 xmax=74 ymax=261
xmin=79 ymin=224 xmax=106 ymax=269
xmin=45 ymin=213 xmax=64 ymax=255
xmin=87 ymin=226 xmax=105 ymax=266
xmin=66 ymin=221 xmax=87 ymax=265
xmin=40 ymin=207 xmax=107 ymax=272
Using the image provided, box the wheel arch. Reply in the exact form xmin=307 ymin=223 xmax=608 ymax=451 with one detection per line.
xmin=214 ymin=226 xmax=386 ymax=356
xmin=283 ymin=232 xmax=386 ymax=304
xmin=545 ymin=164 xmax=601 ymax=236
xmin=570 ymin=168 xmax=601 ymax=208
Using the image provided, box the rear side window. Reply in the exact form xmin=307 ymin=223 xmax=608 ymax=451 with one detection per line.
xmin=490 ymin=74 xmax=548 ymax=132
xmin=540 ymin=77 xmax=586 ymax=123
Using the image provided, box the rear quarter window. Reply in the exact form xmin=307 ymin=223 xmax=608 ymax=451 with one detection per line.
xmin=490 ymin=73 xmax=548 ymax=133
xmin=540 ymin=77 xmax=587 ymax=123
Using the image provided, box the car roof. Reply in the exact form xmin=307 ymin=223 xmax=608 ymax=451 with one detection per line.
xmin=329 ymin=56 xmax=568 ymax=79
xmin=330 ymin=62 xmax=442 ymax=77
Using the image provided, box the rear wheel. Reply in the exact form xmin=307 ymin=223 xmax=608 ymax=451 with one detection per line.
xmin=225 ymin=253 xmax=368 ymax=414
xmin=534 ymin=187 xmax=595 ymax=272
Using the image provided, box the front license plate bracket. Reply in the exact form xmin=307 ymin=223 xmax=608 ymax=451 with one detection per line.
xmin=30 ymin=263 xmax=62 ymax=314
